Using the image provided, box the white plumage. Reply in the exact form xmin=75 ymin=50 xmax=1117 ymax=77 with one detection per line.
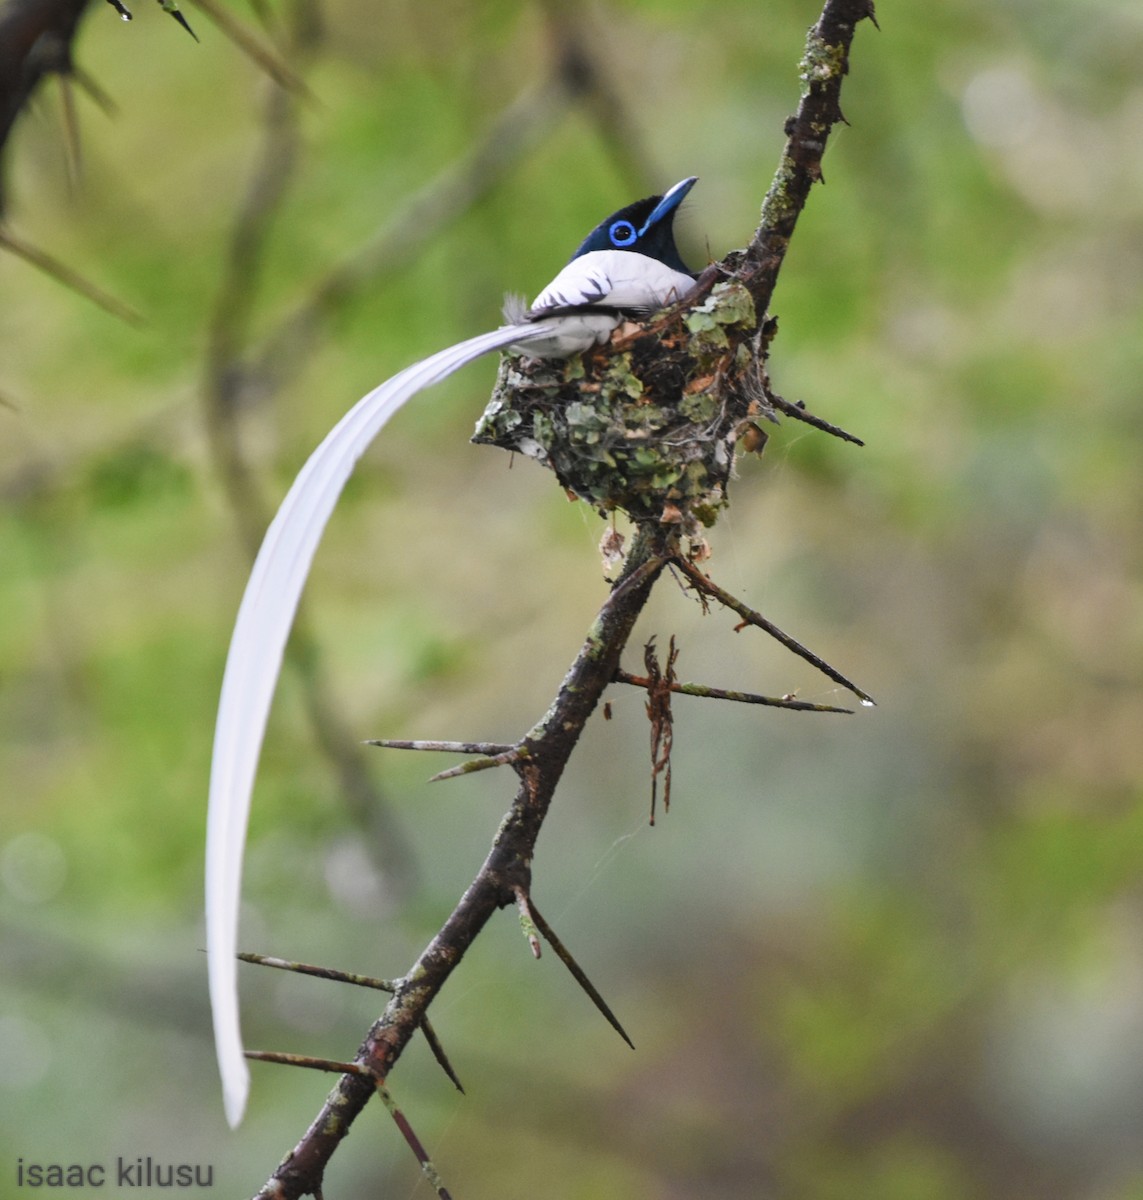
xmin=518 ymin=250 xmax=695 ymax=357
xmin=206 ymin=320 xmax=562 ymax=1128
xmin=530 ymin=248 xmax=694 ymax=315
xmin=206 ymin=183 xmax=698 ymax=1128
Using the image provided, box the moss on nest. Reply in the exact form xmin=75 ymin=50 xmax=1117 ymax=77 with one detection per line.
xmin=473 ymin=279 xmax=771 ymax=536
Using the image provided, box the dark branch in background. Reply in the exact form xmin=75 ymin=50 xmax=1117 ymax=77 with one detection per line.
xmin=0 ymin=0 xmax=90 ymax=211
xmin=187 ymin=0 xmax=308 ymax=93
xmin=246 ymin=3 xmax=876 ymax=1197
xmin=0 ymin=0 xmax=301 ymax=319
xmin=0 ymin=0 xmax=144 ymax=316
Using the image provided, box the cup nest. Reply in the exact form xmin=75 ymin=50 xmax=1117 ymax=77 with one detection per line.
xmin=472 ymin=279 xmax=772 ymax=537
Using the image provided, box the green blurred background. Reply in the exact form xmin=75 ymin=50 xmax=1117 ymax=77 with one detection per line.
xmin=2 ymin=0 xmax=1142 ymax=1196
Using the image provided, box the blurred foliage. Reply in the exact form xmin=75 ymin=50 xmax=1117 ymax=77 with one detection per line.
xmin=2 ymin=0 xmax=1143 ymax=1197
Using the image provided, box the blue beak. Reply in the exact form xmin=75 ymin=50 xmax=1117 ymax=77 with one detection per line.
xmin=638 ymin=176 xmax=698 ymax=237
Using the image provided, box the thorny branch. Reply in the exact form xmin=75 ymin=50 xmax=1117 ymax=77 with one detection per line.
xmin=250 ymin=526 xmax=669 ymax=1199
xmin=0 ymin=2 xmax=876 ymax=1188
xmin=246 ymin=2 xmax=877 ymax=1197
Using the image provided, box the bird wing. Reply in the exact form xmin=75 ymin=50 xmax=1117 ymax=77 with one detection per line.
xmin=528 ymin=250 xmax=695 ymax=317
xmin=528 ymin=256 xmax=612 ymax=313
xmin=206 ymin=319 xmax=559 ymax=1129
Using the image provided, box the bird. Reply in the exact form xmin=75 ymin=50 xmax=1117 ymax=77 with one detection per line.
xmin=206 ymin=176 xmax=699 ymax=1128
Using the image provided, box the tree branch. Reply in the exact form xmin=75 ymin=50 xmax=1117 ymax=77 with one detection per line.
xmin=253 ymin=526 xmax=668 ymax=1199
xmin=248 ymin=2 xmax=875 ymax=1194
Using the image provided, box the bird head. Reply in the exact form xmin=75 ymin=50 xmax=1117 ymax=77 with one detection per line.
xmin=571 ymin=176 xmax=697 ymax=276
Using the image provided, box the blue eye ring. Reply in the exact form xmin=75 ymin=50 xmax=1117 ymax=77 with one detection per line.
xmin=608 ymin=220 xmax=637 ymax=248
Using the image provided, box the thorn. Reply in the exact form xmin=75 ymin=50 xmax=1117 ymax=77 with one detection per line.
xmin=419 ymin=1017 xmax=465 ymax=1094
xmin=375 ymin=1081 xmax=455 ymax=1200
xmin=611 ymin=670 xmax=852 ymax=714
xmin=769 ymin=391 xmax=864 ymax=446
xmin=428 ymin=748 xmax=520 ymax=783
xmin=104 ymin=0 xmax=133 ymax=19
xmin=365 ymin=739 xmax=516 ymax=756
xmin=523 ymin=893 xmax=634 ymax=1049
xmin=159 ymin=1 xmax=200 ymax=41
xmin=245 ymin=1050 xmax=369 ymax=1076
xmin=0 ymin=227 xmax=144 ymax=326
xmin=237 ymin=950 xmax=396 ymax=991
xmin=236 ymin=952 xmax=463 ymax=1091
xmin=672 ymin=557 xmax=876 ymax=706
xmin=185 ymin=0 xmax=312 ymax=96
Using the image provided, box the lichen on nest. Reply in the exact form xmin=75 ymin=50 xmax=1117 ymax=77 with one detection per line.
xmin=472 ymin=278 xmax=773 ymax=537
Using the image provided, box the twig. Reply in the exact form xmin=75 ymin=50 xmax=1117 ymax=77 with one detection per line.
xmin=428 ymin=749 xmax=523 ymax=784
xmin=253 ymin=526 xmax=667 ymax=1200
xmin=518 ymin=888 xmax=634 ymax=1048
xmin=238 ymin=951 xmax=395 ymax=992
xmin=0 ymin=227 xmax=143 ymax=325
xmin=642 ymin=636 xmax=678 ymax=824
xmin=613 ymin=669 xmax=853 ymax=713
xmin=365 ymin=739 xmax=516 ymax=756
xmin=238 ymin=951 xmax=466 ymax=1093
xmin=185 ymin=0 xmax=310 ymax=95
xmin=248 ymin=1051 xmax=455 ymax=1198
xmin=740 ymin=0 xmax=878 ymax=315
xmin=375 ymin=1081 xmax=455 ymax=1200
xmin=768 ymin=391 xmax=865 ymax=446
xmin=670 ymin=554 xmax=876 ymax=706
xmin=246 ymin=1051 xmax=369 ymax=1076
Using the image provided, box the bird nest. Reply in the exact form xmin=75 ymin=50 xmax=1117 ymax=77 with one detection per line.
xmin=472 ymin=279 xmax=772 ymax=537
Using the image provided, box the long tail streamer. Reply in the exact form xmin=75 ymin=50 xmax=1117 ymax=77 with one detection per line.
xmin=206 ymin=321 xmax=557 ymax=1127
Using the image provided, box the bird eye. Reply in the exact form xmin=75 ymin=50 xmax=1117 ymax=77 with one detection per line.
xmin=609 ymin=220 xmax=637 ymax=248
